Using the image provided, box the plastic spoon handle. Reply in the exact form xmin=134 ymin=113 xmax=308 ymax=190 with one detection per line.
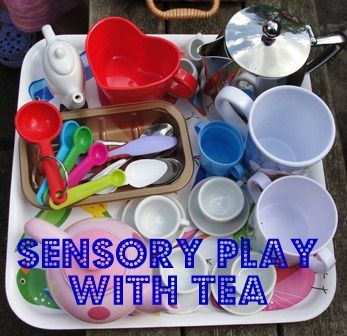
xmin=37 ymin=121 xmax=80 ymax=205
xmin=108 ymin=135 xmax=177 ymax=159
xmin=68 ymin=143 xmax=108 ymax=188
xmin=36 ymin=143 xmax=70 ymax=205
xmin=63 ymin=146 xmax=84 ymax=172
xmin=49 ymin=169 xmax=126 ymax=210
xmin=39 ymin=141 xmax=67 ymax=204
xmin=42 ymin=146 xmax=81 ymax=204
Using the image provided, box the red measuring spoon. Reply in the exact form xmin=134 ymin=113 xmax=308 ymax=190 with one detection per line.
xmin=15 ymin=101 xmax=67 ymax=204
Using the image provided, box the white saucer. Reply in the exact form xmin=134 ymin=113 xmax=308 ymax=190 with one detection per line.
xmin=211 ymin=261 xmax=273 ymax=316
xmin=121 ymin=196 xmax=186 ymax=245
xmin=151 ymin=267 xmax=210 ymax=315
xmin=188 ymin=178 xmax=250 ymax=237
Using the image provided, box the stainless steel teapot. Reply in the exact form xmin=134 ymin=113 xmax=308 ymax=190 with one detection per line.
xmin=198 ymin=5 xmax=345 ymax=114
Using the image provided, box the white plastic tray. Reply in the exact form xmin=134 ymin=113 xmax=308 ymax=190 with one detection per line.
xmin=6 ymin=34 xmax=336 ymax=329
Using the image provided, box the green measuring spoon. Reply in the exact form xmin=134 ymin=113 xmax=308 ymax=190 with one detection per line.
xmin=49 ymin=169 xmax=126 ymax=210
xmin=43 ymin=126 xmax=93 ymax=202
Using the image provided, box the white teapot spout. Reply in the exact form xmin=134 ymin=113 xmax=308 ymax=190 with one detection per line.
xmin=62 ymin=90 xmax=85 ymax=110
xmin=42 ymin=25 xmax=86 ymax=110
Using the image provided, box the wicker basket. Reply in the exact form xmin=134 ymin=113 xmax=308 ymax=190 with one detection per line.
xmin=146 ymin=0 xmax=240 ymax=20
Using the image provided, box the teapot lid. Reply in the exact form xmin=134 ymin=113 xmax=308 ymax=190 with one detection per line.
xmin=225 ymin=5 xmax=311 ymax=78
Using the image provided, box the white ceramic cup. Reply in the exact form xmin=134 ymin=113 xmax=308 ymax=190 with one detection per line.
xmin=160 ymin=249 xmax=208 ymax=294
xmin=134 ymin=195 xmax=189 ymax=239
xmin=247 ymin=172 xmax=338 ymax=273
xmin=231 ymin=252 xmax=277 ymax=296
xmin=186 ymin=33 xmax=204 ymax=69
xmin=214 ymin=85 xmax=336 ymax=177
xmin=197 ymin=177 xmax=245 ymax=222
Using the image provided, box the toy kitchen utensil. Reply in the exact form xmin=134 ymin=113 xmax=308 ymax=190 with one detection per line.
xmin=198 ymin=4 xmax=346 ymax=112
xmin=36 ymin=120 xmax=79 ymax=206
xmin=15 ymin=101 xmax=67 ymax=204
xmin=107 ymin=135 xmax=177 ymax=159
xmin=23 ymin=217 xmax=174 ymax=323
xmin=49 ymin=169 xmax=126 ymax=209
xmin=93 ymin=158 xmax=169 ymax=194
xmin=49 ymin=157 xmax=173 ymax=209
xmin=85 ymin=17 xmax=197 ymax=105
xmin=42 ymin=25 xmax=85 ymax=110
xmin=41 ymin=126 xmax=93 ymax=203
xmin=68 ymin=142 xmax=108 ymax=188
xmin=62 ymin=126 xmax=94 ymax=172
xmin=97 ymin=122 xmax=174 ymax=147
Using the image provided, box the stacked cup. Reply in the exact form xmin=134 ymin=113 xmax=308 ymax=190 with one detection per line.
xmin=188 ymin=177 xmax=250 ymax=237
xmin=209 ymin=85 xmax=338 ymax=274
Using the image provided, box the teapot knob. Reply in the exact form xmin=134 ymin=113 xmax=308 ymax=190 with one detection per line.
xmin=262 ymin=19 xmax=281 ymax=39
xmin=54 ymin=48 xmax=65 ymax=59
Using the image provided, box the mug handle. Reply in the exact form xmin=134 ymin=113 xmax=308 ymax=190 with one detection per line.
xmin=194 ymin=121 xmax=205 ymax=134
xmin=247 ymin=172 xmax=272 ymax=203
xmin=214 ymin=86 xmax=254 ymax=139
xmin=180 ymin=218 xmax=190 ymax=227
xmin=169 ymin=67 xmax=198 ymax=98
xmin=230 ymin=163 xmax=245 ymax=180
xmin=309 ymin=246 xmax=336 ymax=273
xmin=233 ymin=72 xmax=258 ymax=97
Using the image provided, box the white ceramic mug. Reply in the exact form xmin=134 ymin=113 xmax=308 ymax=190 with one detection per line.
xmin=215 ymin=85 xmax=336 ymax=177
xmin=135 ymin=195 xmax=189 ymax=240
xmin=197 ymin=177 xmax=245 ymax=222
xmin=247 ymin=172 xmax=338 ymax=273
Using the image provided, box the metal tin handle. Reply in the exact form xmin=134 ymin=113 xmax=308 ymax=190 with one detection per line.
xmin=305 ymin=26 xmax=346 ymax=74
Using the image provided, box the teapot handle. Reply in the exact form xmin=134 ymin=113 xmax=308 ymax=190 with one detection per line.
xmin=305 ymin=28 xmax=346 ymax=74
xmin=25 ymin=218 xmax=70 ymax=243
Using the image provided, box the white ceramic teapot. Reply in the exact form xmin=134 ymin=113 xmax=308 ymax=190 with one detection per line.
xmin=42 ymin=25 xmax=86 ymax=110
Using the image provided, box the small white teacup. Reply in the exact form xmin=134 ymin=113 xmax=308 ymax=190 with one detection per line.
xmin=135 ymin=195 xmax=189 ymax=240
xmin=198 ymin=177 xmax=245 ymax=222
xmin=231 ymin=252 xmax=277 ymax=297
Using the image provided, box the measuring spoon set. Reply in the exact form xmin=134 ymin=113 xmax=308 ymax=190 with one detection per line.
xmin=15 ymin=101 xmax=179 ymax=209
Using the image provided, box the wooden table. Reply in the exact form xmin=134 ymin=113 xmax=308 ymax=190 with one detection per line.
xmin=86 ymin=1 xmax=347 ymax=335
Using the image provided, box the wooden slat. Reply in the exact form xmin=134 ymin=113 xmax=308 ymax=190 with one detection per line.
xmin=184 ymin=325 xmax=278 ymax=336
xmin=87 ymin=328 xmax=181 ymax=336
xmin=166 ymin=1 xmax=242 ymax=34
xmin=89 ymin=0 xmax=166 ymax=33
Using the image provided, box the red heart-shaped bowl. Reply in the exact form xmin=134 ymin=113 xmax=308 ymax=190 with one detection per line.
xmin=86 ymin=17 xmax=197 ymax=105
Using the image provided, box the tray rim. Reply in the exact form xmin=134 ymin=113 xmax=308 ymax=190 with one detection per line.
xmin=6 ymin=33 xmax=337 ymax=329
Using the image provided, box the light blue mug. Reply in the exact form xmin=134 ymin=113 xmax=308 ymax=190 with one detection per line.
xmin=215 ymin=85 xmax=336 ymax=177
xmin=195 ymin=121 xmax=245 ymax=179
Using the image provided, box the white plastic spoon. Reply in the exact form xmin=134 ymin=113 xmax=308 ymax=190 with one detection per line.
xmin=94 ymin=159 xmax=168 ymax=194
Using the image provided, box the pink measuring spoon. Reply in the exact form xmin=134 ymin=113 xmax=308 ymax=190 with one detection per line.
xmin=68 ymin=142 xmax=108 ymax=188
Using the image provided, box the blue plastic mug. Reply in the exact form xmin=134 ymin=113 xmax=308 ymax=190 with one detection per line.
xmin=195 ymin=121 xmax=245 ymax=179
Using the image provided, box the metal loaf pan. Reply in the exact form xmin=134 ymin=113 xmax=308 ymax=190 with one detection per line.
xmin=19 ymin=100 xmax=194 ymax=209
